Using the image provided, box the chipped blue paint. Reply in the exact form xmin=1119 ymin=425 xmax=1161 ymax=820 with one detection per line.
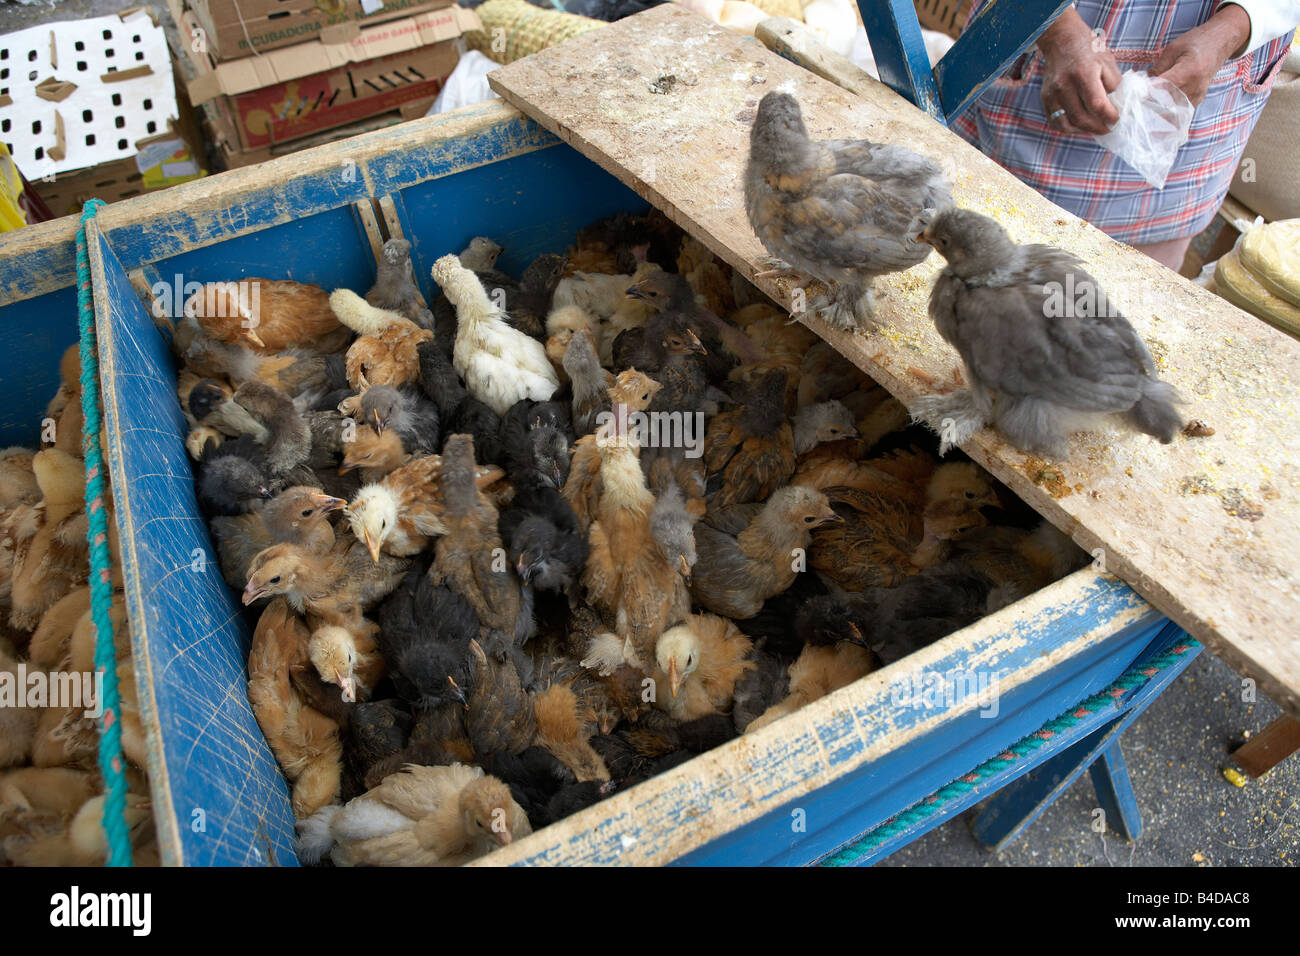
xmin=858 ymin=0 xmax=946 ymax=122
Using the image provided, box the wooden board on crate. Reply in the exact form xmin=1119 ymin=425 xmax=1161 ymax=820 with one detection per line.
xmin=489 ymin=4 xmax=1300 ymax=717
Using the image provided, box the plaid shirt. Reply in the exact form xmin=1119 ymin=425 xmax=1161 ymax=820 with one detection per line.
xmin=952 ymin=0 xmax=1292 ymax=244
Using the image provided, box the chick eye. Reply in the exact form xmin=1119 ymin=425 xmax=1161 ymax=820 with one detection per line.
xmin=804 ymin=515 xmax=815 ymax=524
xmin=361 ymin=453 xmax=372 ymax=460
xmin=640 ymin=393 xmax=649 ymax=401
xmin=301 ymin=508 xmax=313 ymax=517
xmin=965 ymin=491 xmax=975 ymax=499
xmin=268 ymin=575 xmax=281 ymax=585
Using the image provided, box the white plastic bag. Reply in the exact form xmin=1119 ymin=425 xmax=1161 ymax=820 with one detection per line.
xmin=1092 ymin=70 xmax=1194 ymax=190
xmin=427 ymin=51 xmax=500 ymax=117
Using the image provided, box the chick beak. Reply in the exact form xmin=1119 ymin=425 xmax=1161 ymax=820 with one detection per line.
xmin=257 ymin=485 xmax=274 ymax=500
xmin=371 ymin=411 xmax=384 ymax=435
xmin=668 ymin=659 xmax=681 ymax=699
xmin=337 ymin=461 xmax=356 ymax=475
xmin=683 ymin=330 xmax=707 ymax=355
xmin=983 ymin=492 xmax=1004 ymax=509
xmin=822 ymin=509 xmax=843 ymax=524
xmin=313 ymin=494 xmax=347 ymax=513
xmin=339 ymin=676 xmax=356 ymax=704
xmin=917 ymin=227 xmax=935 ymax=247
xmin=679 ymin=554 xmax=691 ymax=579
xmin=447 ymin=676 xmax=468 ymax=710
xmin=847 ymin=622 xmax=867 ymax=647
xmin=493 ymin=827 xmax=513 ymax=847
xmin=516 ymin=558 xmax=533 ymax=583
xmin=844 ymin=426 xmax=860 ymax=439
xmin=363 ymin=529 xmax=382 ymax=564
xmin=626 ymin=285 xmax=647 ymax=301
xmin=242 ymin=328 xmax=267 ymax=348
xmin=241 ymin=583 xmax=268 ymax=606
xmin=552 ymin=463 xmax=564 ymax=487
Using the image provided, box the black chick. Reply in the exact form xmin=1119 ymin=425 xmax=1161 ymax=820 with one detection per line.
xmin=734 ymin=567 xmax=829 ymax=659
xmin=479 ymin=745 xmax=576 ymax=828
xmin=575 ymin=207 xmax=683 ymax=272
xmin=731 ymin=643 xmax=789 ymax=733
xmin=359 ymin=385 xmax=441 ymax=454
xmin=538 ymin=780 xmax=616 ymax=827
xmin=499 ymin=480 xmax=588 ymax=595
xmin=195 ymin=380 xmax=311 ymax=477
xmin=415 ymin=340 xmax=503 ymax=465
xmin=344 ymin=699 xmax=412 ymax=799
xmin=489 ymin=254 xmax=568 ymax=340
xmin=499 ymin=399 xmax=574 ymax=483
xmin=626 ymin=271 xmax=762 ymax=379
xmin=376 ymin=564 xmax=477 ymax=710
xmin=195 ymin=437 xmax=275 ymax=516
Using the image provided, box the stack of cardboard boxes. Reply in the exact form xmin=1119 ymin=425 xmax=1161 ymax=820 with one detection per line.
xmin=167 ymin=0 xmax=479 ymax=168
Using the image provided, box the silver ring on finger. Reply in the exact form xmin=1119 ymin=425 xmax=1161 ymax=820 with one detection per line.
xmin=1049 ymin=108 xmax=1067 ymax=122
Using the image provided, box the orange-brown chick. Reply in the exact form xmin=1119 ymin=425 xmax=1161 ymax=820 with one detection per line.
xmin=249 ymin=599 xmax=343 ymax=818
xmin=184 ymin=279 xmax=350 ymax=353
xmin=8 ymin=449 xmax=89 ymax=632
xmin=651 ymin=613 xmax=755 ymax=722
xmin=532 ymin=683 xmax=610 ymax=782
xmin=703 ymin=369 xmax=795 ymax=509
xmin=677 ymin=235 xmax=736 ymax=316
xmin=745 ymin=642 xmax=875 ymax=733
xmin=330 ymin=290 xmax=434 ymax=390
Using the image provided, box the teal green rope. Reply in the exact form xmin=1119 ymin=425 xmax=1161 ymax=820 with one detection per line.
xmin=822 ymin=637 xmax=1202 ymax=867
xmin=75 ymin=199 xmax=133 ymax=867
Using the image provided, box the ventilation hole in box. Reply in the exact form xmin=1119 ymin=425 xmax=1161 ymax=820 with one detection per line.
xmin=95 ymin=179 xmax=115 ymax=187
xmin=34 ymin=146 xmax=44 ymax=159
xmin=28 ymin=70 xmax=37 ymax=81
xmin=0 ymin=69 xmax=7 ymax=80
xmin=85 ymin=133 xmax=95 ymax=145
xmin=268 ymin=10 xmax=290 ymax=18
xmin=105 ymin=49 xmax=115 ymax=58
xmin=0 ymin=49 xmax=7 ymax=60
xmin=75 ymin=41 xmax=85 ymax=51
xmin=326 ymin=88 xmax=340 ymax=107
xmin=82 ymin=109 xmax=93 ymax=122
xmin=135 ymin=51 xmax=144 ymax=61
xmin=122 ymin=190 xmax=140 ymax=198
xmin=115 ymin=116 xmax=125 ymax=128
xmin=31 ymin=119 xmax=40 ymax=134
xmin=112 ymin=93 xmax=122 ymax=106
xmin=77 ymin=61 xmax=87 ymax=71
xmin=378 ymin=74 xmax=397 ymax=88
xmin=103 ymin=29 xmax=112 ymax=40
xmin=143 ymin=98 xmax=152 ymax=110
xmin=363 ymin=78 xmax=381 ymax=93
xmin=133 ymin=34 xmax=141 ymax=43
xmin=126 ymin=172 xmax=142 ymax=182
xmin=146 ymin=120 xmax=156 ymax=133
xmin=27 ymin=49 xmax=37 ymax=61
xmin=406 ymin=66 xmax=425 ymax=79
xmin=106 ymin=66 xmax=116 ymax=73
xmin=118 ymin=138 xmax=128 ymax=150
xmin=0 ymin=119 xmax=8 ymax=133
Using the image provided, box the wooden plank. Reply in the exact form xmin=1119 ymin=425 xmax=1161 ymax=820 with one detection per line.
xmin=1230 ymin=715 xmax=1300 ymax=778
xmin=489 ymin=4 xmax=1300 ymax=719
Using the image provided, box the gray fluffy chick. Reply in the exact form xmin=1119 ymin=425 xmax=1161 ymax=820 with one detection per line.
xmin=744 ymin=90 xmax=951 ymax=331
xmin=913 ymin=208 xmax=1184 ymax=459
xmin=792 ymin=400 xmax=858 ymax=455
xmin=458 ymin=236 xmax=503 ymax=272
xmin=367 ymin=238 xmax=433 ymax=330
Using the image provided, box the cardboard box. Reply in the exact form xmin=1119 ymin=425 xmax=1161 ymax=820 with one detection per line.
xmin=188 ymin=0 xmax=454 ymax=62
xmin=913 ymin=0 xmax=970 ymax=39
xmin=172 ymin=1 xmax=475 ymax=150
xmin=212 ymin=94 xmax=434 ymax=168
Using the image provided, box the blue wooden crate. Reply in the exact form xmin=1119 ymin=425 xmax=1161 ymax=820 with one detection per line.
xmin=0 ymin=100 xmax=1181 ymax=866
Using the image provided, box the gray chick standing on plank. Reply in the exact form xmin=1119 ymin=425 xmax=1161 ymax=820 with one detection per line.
xmin=912 ymin=208 xmax=1184 ymax=459
xmin=744 ymin=89 xmax=952 ymax=331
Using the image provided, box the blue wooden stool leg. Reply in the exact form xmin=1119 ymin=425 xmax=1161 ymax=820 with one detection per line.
xmin=856 ymin=0 xmax=945 ymax=121
xmin=970 ymin=723 xmax=1116 ymax=851
xmin=1089 ymin=740 xmax=1142 ymax=840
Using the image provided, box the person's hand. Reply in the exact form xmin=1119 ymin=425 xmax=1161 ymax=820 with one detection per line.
xmin=1037 ymin=7 xmax=1121 ymax=135
xmin=1152 ymin=4 xmax=1251 ymax=106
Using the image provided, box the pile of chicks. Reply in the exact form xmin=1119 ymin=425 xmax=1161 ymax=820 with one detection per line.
xmin=1 ymin=347 xmax=158 ymax=866
xmin=175 ymin=205 xmax=1089 ymax=867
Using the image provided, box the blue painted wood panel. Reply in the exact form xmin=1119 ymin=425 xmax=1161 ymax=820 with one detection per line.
xmin=91 ymin=225 xmax=299 ymax=867
xmin=0 ymin=286 xmax=79 ymax=447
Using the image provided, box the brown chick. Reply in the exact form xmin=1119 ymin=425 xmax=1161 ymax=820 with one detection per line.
xmin=533 ymin=683 xmax=610 ymax=782
xmin=0 ymin=767 xmax=99 ymax=836
xmin=466 ymin=639 xmax=536 ymax=760
xmin=243 ymin=539 xmax=408 ymax=630
xmin=582 ymin=430 xmax=681 ymax=667
xmin=330 ymin=289 xmax=434 ymax=390
xmin=2 ymin=793 xmax=154 ymax=867
xmin=565 ymin=368 xmax=663 ymax=527
xmin=8 ymin=449 xmax=89 ymax=632
xmin=184 ymin=278 xmax=350 ymax=353
xmin=651 ymin=613 xmax=755 ymax=722
xmin=301 ymin=762 xmax=530 ymax=867
xmin=745 ymin=642 xmax=876 ymax=733
xmin=953 ymin=521 xmax=1090 ymax=611
xmin=690 ymin=486 xmax=839 ymax=619
xmin=26 ymin=586 xmax=91 ymax=669
xmin=0 ymin=447 xmax=41 ymax=510
xmin=429 ymin=434 xmax=526 ymax=652
xmin=210 ymin=486 xmax=345 ymax=589
xmin=677 ymin=235 xmax=736 ymax=316
xmin=338 ymin=423 xmax=409 ymax=482
xmin=810 ymin=483 xmax=988 ymax=590
xmin=248 ymin=599 xmax=343 ymax=819
xmin=703 ymin=369 xmax=795 ymax=509
xmin=0 ymin=646 xmax=39 ymax=768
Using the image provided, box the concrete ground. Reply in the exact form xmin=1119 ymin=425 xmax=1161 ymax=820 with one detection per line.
xmin=4 ymin=0 xmax=1297 ymax=871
